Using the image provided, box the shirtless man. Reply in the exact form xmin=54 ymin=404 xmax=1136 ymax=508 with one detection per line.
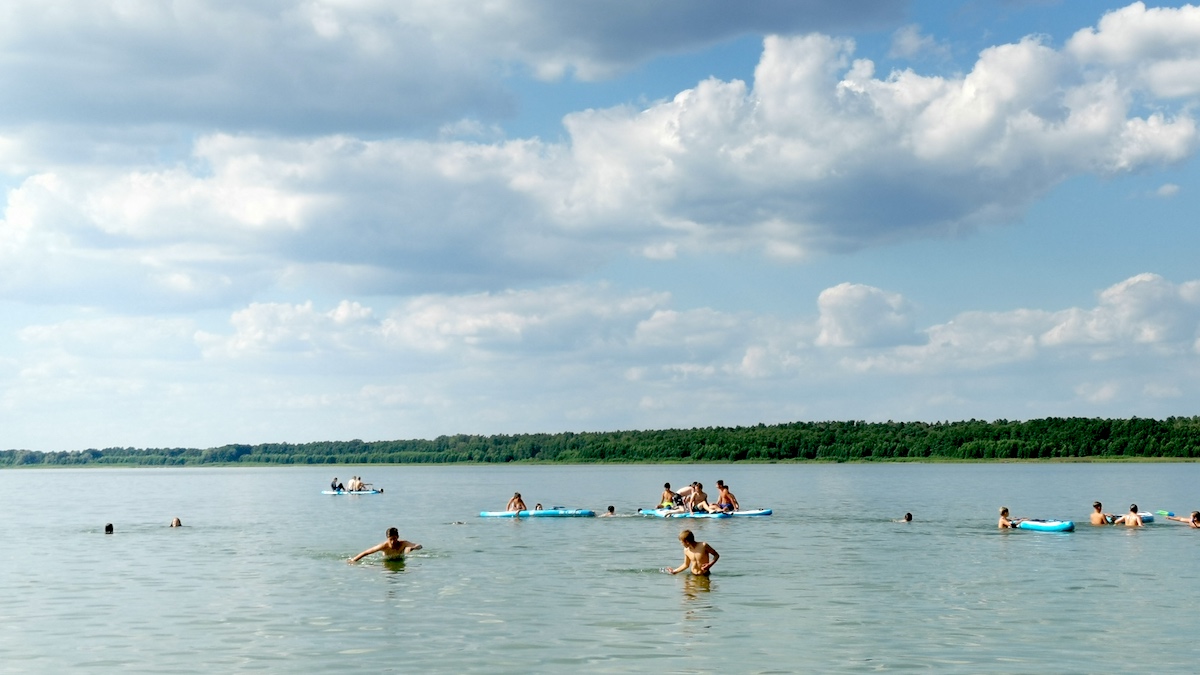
xmin=659 ymin=483 xmax=677 ymax=508
xmin=715 ymin=483 xmax=739 ymax=512
xmin=349 ymin=527 xmax=422 ymax=563
xmin=1165 ymin=511 xmax=1200 ymax=528
xmin=1090 ymin=501 xmax=1115 ymax=526
xmin=998 ymin=507 xmax=1023 ymax=529
xmin=1114 ymin=504 xmax=1144 ymax=527
xmin=668 ymin=529 xmax=719 ymax=576
xmin=689 ymin=483 xmax=722 ymax=513
xmin=507 ymin=493 xmax=527 ymax=512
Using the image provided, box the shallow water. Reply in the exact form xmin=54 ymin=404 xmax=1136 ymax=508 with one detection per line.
xmin=1 ymin=463 xmax=1198 ymax=673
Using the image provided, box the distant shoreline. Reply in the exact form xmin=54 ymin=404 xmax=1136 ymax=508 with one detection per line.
xmin=4 ymin=416 xmax=1199 ymax=468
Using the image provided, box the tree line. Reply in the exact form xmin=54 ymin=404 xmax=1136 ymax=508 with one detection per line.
xmin=3 ymin=416 xmax=1200 ymax=467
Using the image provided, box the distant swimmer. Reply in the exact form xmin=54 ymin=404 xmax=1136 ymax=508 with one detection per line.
xmin=898 ymin=512 xmax=913 ymax=523
xmin=1090 ymin=501 xmax=1115 ymax=526
xmin=1165 ymin=511 xmax=1200 ymax=528
xmin=170 ymin=517 xmax=182 ymax=527
xmin=668 ymin=529 xmax=719 ymax=576
xmin=104 ymin=523 xmax=114 ymax=534
xmin=600 ymin=505 xmax=616 ymax=517
xmin=507 ymin=493 xmax=527 ymax=512
xmin=998 ymin=507 xmax=1023 ymax=529
xmin=1114 ymin=504 xmax=1144 ymax=527
xmin=349 ymin=527 xmax=422 ymax=563
xmin=533 ymin=503 xmax=543 ymax=511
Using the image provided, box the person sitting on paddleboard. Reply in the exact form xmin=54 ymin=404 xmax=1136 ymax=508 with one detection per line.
xmin=1165 ymin=511 xmax=1200 ymax=528
xmin=715 ymin=483 xmax=739 ymax=512
xmin=507 ymin=493 xmax=526 ymax=512
xmin=659 ymin=483 xmax=677 ymax=508
xmin=331 ymin=477 xmax=345 ymax=492
xmin=1114 ymin=504 xmax=1144 ymax=527
xmin=998 ymin=507 xmax=1023 ymax=529
xmin=349 ymin=527 xmax=421 ymax=563
xmin=1090 ymin=501 xmax=1115 ymax=526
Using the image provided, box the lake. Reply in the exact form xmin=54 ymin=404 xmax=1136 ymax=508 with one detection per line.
xmin=1 ymin=463 xmax=1198 ymax=673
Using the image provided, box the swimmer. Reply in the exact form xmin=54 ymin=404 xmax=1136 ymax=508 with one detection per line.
xmin=533 ymin=503 xmax=543 ymax=511
xmin=600 ymin=505 xmax=616 ymax=517
xmin=1090 ymin=501 xmax=1115 ymax=526
xmin=170 ymin=517 xmax=182 ymax=527
xmin=507 ymin=493 xmax=527 ymax=512
xmin=998 ymin=507 xmax=1023 ymax=529
xmin=668 ymin=529 xmax=719 ymax=576
xmin=349 ymin=527 xmax=422 ymax=563
xmin=1165 ymin=511 xmax=1200 ymax=528
xmin=1114 ymin=504 xmax=1144 ymax=527
xmin=898 ymin=512 xmax=913 ymax=523
xmin=104 ymin=523 xmax=114 ymax=534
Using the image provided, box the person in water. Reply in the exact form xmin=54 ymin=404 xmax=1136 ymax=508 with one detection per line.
xmin=507 ymin=493 xmax=527 ymax=512
xmin=600 ymin=505 xmax=616 ymax=517
xmin=1165 ymin=511 xmax=1200 ymax=528
xmin=1114 ymin=504 xmax=1144 ymax=527
xmin=668 ymin=529 xmax=720 ymax=576
xmin=533 ymin=503 xmax=543 ymax=511
xmin=104 ymin=523 xmax=114 ymax=534
xmin=170 ymin=517 xmax=182 ymax=527
xmin=1090 ymin=501 xmax=1115 ymax=526
xmin=349 ymin=527 xmax=422 ymax=563
xmin=901 ymin=512 xmax=913 ymax=523
xmin=998 ymin=507 xmax=1023 ymax=529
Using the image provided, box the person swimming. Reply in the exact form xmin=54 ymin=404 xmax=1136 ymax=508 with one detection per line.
xmin=1165 ymin=511 xmax=1200 ymax=528
xmin=349 ymin=527 xmax=422 ymax=563
xmin=170 ymin=517 xmax=182 ymax=527
xmin=1114 ymin=504 xmax=1144 ymax=527
xmin=998 ymin=507 xmax=1023 ymax=529
xmin=1090 ymin=501 xmax=1115 ymax=526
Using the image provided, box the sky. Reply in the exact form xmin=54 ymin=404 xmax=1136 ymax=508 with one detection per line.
xmin=2 ymin=1 xmax=1200 ymax=452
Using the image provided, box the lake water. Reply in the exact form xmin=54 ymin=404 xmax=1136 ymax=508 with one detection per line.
xmin=1 ymin=463 xmax=1198 ymax=673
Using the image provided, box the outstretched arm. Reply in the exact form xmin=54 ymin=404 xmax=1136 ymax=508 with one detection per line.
xmin=401 ymin=542 xmax=422 ymax=554
xmin=349 ymin=542 xmax=386 ymax=563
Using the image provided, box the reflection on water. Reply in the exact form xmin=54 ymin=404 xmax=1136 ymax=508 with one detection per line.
xmin=382 ymin=559 xmax=408 ymax=574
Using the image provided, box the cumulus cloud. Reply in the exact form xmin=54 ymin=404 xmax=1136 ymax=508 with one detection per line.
xmin=8 ymin=9 xmax=1200 ymax=309
xmin=0 ymin=0 xmax=901 ymax=134
xmin=816 ymin=283 xmax=917 ymax=347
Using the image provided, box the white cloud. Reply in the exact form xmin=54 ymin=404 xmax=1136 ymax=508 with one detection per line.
xmin=816 ymin=283 xmax=917 ymax=348
xmin=1156 ymin=182 xmax=1181 ymax=197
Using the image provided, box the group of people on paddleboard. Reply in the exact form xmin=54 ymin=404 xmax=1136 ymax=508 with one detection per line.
xmin=657 ymin=479 xmax=740 ymax=515
xmin=997 ymin=501 xmax=1200 ymax=529
xmin=330 ymin=476 xmax=376 ymax=493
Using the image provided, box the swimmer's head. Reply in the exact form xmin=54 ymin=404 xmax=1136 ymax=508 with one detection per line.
xmin=104 ymin=523 xmax=114 ymax=534
xmin=170 ymin=517 xmax=182 ymax=527
xmin=999 ymin=507 xmax=1009 ymax=516
xmin=1093 ymin=501 xmax=1102 ymax=510
xmin=904 ymin=513 xmax=912 ymax=521
xmin=1192 ymin=511 xmax=1200 ymax=522
xmin=1130 ymin=504 xmax=1138 ymax=513
xmin=679 ymin=529 xmax=695 ymax=544
xmin=606 ymin=505 xmax=615 ymax=514
xmin=386 ymin=527 xmax=399 ymax=539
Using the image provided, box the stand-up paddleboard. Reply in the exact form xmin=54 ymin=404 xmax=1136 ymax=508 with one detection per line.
xmin=729 ymin=509 xmax=772 ymax=517
xmin=322 ymin=489 xmax=383 ymax=495
xmin=1017 ymin=519 xmax=1074 ymax=532
xmin=638 ymin=508 xmax=732 ymax=519
xmin=479 ymin=509 xmax=595 ymax=517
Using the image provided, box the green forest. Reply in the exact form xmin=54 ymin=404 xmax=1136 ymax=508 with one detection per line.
xmin=3 ymin=416 xmax=1200 ymax=467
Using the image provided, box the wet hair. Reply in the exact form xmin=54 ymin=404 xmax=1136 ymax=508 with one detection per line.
xmin=170 ymin=518 xmax=182 ymax=527
xmin=1191 ymin=511 xmax=1200 ymax=521
xmin=1130 ymin=504 xmax=1138 ymax=512
xmin=104 ymin=523 xmax=114 ymax=534
xmin=1093 ymin=502 xmax=1102 ymax=509
xmin=606 ymin=505 xmax=615 ymax=513
xmin=386 ymin=527 xmax=399 ymax=538
xmin=678 ymin=529 xmax=695 ymax=544
xmin=999 ymin=507 xmax=1009 ymax=516
xmin=904 ymin=513 xmax=912 ymax=521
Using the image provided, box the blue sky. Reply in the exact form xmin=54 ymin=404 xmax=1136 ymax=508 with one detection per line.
xmin=2 ymin=1 xmax=1199 ymax=451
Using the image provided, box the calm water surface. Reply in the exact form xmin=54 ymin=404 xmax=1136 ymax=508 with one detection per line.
xmin=1 ymin=463 xmax=1198 ymax=673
